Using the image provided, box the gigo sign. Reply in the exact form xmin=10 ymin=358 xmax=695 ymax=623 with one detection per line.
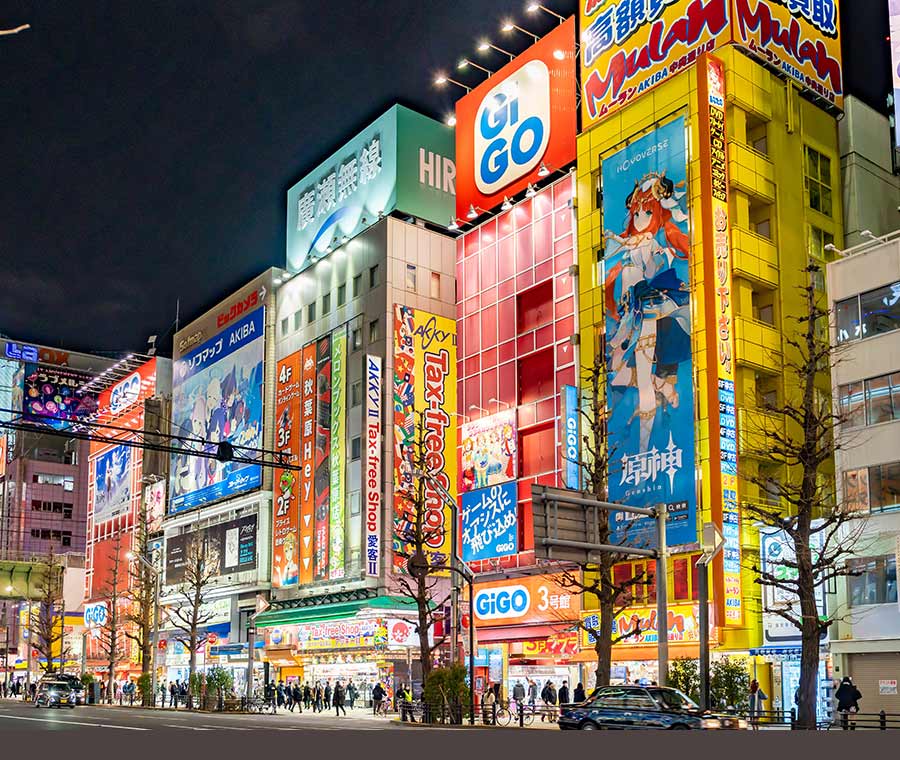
xmin=455 ymin=16 xmax=576 ymax=218
xmin=109 ymin=370 xmax=142 ymax=414
xmin=473 ymin=574 xmax=581 ymax=628
xmin=83 ymin=602 xmax=108 ymax=629
xmin=475 ymin=584 xmax=530 ymax=622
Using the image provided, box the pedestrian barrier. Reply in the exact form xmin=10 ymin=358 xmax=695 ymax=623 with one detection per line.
xmin=827 ymin=711 xmax=900 ymax=730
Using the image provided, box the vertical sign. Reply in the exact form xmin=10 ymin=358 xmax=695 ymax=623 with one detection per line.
xmin=365 ymin=355 xmax=383 ymax=577
xmin=562 ymin=385 xmax=580 ymax=490
xmin=299 ymin=343 xmax=317 ymax=584
xmin=392 ymin=305 xmax=457 ymax=573
xmin=893 ymin=2 xmax=900 ymax=148
xmin=602 ymin=117 xmax=696 ymax=547
xmin=329 ymin=326 xmax=347 ymax=579
xmin=314 ymin=335 xmax=332 ymax=580
xmin=699 ymin=53 xmax=742 ymax=626
xmin=272 ymin=352 xmax=301 ymax=588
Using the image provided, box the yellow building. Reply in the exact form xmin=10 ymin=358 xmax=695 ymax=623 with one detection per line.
xmin=575 ymin=5 xmax=843 ymax=700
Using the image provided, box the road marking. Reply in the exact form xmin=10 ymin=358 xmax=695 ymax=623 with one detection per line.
xmin=201 ymin=724 xmax=253 ymax=730
xmin=0 ymin=712 xmax=149 ymax=730
xmin=164 ymin=724 xmax=212 ymax=730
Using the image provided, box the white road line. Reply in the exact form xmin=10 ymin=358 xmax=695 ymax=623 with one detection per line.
xmin=0 ymin=712 xmax=149 ymax=730
xmin=201 ymin=724 xmax=253 ymax=730
xmin=164 ymin=724 xmax=212 ymax=730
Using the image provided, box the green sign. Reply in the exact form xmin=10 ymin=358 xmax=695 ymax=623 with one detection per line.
xmin=286 ymin=105 xmax=455 ymax=272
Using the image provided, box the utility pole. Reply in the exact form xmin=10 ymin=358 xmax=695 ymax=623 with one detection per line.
xmin=697 ymin=523 xmax=725 ymax=711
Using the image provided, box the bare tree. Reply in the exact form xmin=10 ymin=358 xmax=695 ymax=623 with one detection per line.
xmin=95 ymin=533 xmax=126 ymax=703
xmin=554 ymin=355 xmax=645 ymax=689
xmin=743 ymin=265 xmax=864 ymax=730
xmin=392 ymin=413 xmax=451 ymax=683
xmin=166 ymin=534 xmax=217 ymax=709
xmin=30 ymin=548 xmax=67 ymax=674
xmin=123 ymin=496 xmax=156 ymax=705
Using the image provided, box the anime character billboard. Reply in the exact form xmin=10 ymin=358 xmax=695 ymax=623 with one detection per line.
xmin=92 ymin=444 xmax=132 ymax=524
xmin=603 ymin=118 xmax=696 ymax=547
xmin=169 ymin=308 xmax=264 ymax=513
xmin=459 ymin=409 xmax=517 ymax=493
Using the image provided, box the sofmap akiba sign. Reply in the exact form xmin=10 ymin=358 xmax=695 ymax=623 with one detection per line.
xmin=454 ymin=17 xmax=576 ymax=218
xmin=580 ymin=0 xmax=843 ymax=129
xmin=286 ymin=105 xmax=455 ymax=272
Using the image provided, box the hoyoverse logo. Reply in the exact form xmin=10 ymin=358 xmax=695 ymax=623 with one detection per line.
xmin=474 ymin=59 xmax=550 ymax=195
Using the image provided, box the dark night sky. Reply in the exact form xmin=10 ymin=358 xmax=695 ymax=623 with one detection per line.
xmin=0 ymin=1 xmax=889 ymax=357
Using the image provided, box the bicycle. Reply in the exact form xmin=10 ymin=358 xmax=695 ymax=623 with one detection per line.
xmin=496 ymin=700 xmax=537 ymax=726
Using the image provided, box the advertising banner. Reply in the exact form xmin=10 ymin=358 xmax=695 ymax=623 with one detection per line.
xmin=299 ymin=343 xmax=317 ymax=583
xmin=562 ymin=385 xmax=580 ymax=489
xmin=603 ymin=117 xmax=696 ymax=547
xmin=165 ymin=514 xmax=258 ymax=586
xmin=313 ymin=335 xmax=332 ymax=580
xmin=455 ymin=17 xmax=576 ymax=218
xmin=263 ymin=617 xmax=431 ymax=651
xmin=580 ymin=603 xmax=715 ymax=647
xmin=892 ymin=1 xmax=900 ymax=147
xmin=92 ymin=444 xmax=132 ymax=524
xmin=521 ymin=632 xmax=579 ymax=658
xmin=461 ymin=481 xmax=519 ymax=563
xmin=392 ymin=305 xmax=457 ymax=574
xmin=21 ymin=364 xmax=99 ymax=428
xmin=0 ymin=435 xmax=5 ymax=478
xmin=143 ymin=480 xmax=165 ymax=534
xmin=699 ymin=53 xmax=742 ymax=626
xmin=169 ymin=308 xmax=264 ymax=514
xmin=459 ymin=409 xmax=517 ymax=493
xmin=364 ymin=355 xmax=383 ymax=577
xmin=329 ymin=326 xmax=347 ymax=579
xmin=272 ymin=351 xmax=301 ymax=589
xmin=473 ymin=574 xmax=580 ymax=629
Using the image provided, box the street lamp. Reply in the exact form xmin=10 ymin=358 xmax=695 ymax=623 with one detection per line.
xmin=526 ymin=3 xmax=565 ymax=22
xmin=127 ymin=551 xmax=161 ymax=706
xmin=500 ymin=20 xmax=539 ymax=42
xmin=434 ymin=74 xmax=471 ymax=92
xmin=477 ymin=40 xmax=514 ymax=60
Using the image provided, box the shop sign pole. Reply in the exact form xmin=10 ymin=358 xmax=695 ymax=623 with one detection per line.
xmin=656 ymin=503 xmax=668 ymax=687
xmin=698 ymin=523 xmax=725 ymax=711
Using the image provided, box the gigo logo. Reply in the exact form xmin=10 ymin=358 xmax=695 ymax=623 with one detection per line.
xmin=474 ymin=584 xmax=530 ymax=621
xmin=83 ymin=602 xmax=108 ymax=629
xmin=109 ymin=370 xmax=142 ymax=414
xmin=474 ymin=60 xmax=550 ymax=195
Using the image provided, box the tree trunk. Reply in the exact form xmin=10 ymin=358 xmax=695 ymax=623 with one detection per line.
xmin=796 ymin=521 xmax=820 ymax=730
xmin=593 ymin=593 xmax=616 ymax=689
xmin=188 ymin=630 xmax=197 ymax=710
xmin=417 ymin=576 xmax=432 ymax=682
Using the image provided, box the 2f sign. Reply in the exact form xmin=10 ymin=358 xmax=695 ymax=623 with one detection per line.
xmin=475 ymin=60 xmax=550 ymax=195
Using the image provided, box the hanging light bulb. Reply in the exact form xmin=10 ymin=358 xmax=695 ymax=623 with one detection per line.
xmin=501 ymin=196 xmax=512 ymax=211
xmin=448 ymin=217 xmax=459 ymax=231
xmin=538 ymin=162 xmax=550 ymax=177
xmin=466 ymin=204 xmax=478 ymax=220
xmin=525 ymin=183 xmax=536 ymax=198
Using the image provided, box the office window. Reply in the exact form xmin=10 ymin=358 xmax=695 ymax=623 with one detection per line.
xmin=351 ymin=328 xmax=362 ymax=351
xmin=281 ymin=317 xmax=289 ymax=336
xmin=350 ymin=490 xmax=361 ymax=517
xmin=405 ymin=264 xmax=417 ymax=290
xmin=337 ymin=283 xmax=346 ymax=307
xmin=63 ymin=505 xmax=73 ymax=519
xmin=860 ymin=282 xmax=900 ymax=339
xmin=869 ymin=460 xmax=900 ymax=512
xmin=431 ymin=271 xmax=441 ymax=299
xmin=40 ymin=529 xmax=50 ymax=540
xmin=835 ymin=296 xmax=861 ymax=343
xmin=351 ymin=436 xmax=361 ymax=461
xmin=307 ymin=302 xmax=316 ymax=323
xmin=293 ymin=310 xmax=302 ymax=331
xmin=62 ymin=532 xmax=72 ymax=547
xmin=351 ymin=380 xmax=362 ymax=408
xmin=838 ymin=381 xmax=866 ymax=428
xmin=353 ymin=273 xmax=362 ymax=298
xmin=849 ymin=556 xmax=898 ymax=606
xmin=322 ymin=292 xmax=331 ymax=315
xmin=369 ymin=264 xmax=379 ymax=288
xmin=804 ymin=145 xmax=833 ymax=216
xmin=64 ymin=476 xmax=74 ymax=492
xmin=866 ymin=374 xmax=894 ymax=425
xmin=369 ymin=319 xmax=380 ymax=342
xmin=807 ymin=225 xmax=834 ymax=260
xmin=842 ymin=468 xmax=870 ymax=513
xmin=30 ymin=529 xmax=40 ymax=538
xmin=673 ymin=554 xmax=701 ymax=601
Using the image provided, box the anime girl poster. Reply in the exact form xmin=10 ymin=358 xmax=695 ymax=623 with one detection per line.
xmin=602 ymin=117 xmax=696 ymax=547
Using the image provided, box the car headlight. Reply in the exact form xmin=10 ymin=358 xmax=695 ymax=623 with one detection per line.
xmin=701 ymin=718 xmax=721 ymax=729
xmin=737 ymin=719 xmax=749 ymax=730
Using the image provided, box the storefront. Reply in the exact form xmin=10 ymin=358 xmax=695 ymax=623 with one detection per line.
xmin=750 ymin=646 xmax=832 ymax=720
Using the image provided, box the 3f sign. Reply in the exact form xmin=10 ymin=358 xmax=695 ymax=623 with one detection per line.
xmin=474 ymin=60 xmax=550 ymax=195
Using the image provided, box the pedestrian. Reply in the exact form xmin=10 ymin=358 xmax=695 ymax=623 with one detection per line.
xmin=264 ymin=680 xmax=276 ymax=712
xmin=482 ymin=684 xmax=497 ymax=725
xmin=334 ymin=680 xmax=347 ymax=717
xmin=324 ymin=679 xmax=332 ymax=709
xmin=541 ymin=680 xmax=557 ymax=723
xmin=314 ymin=682 xmax=324 ymax=713
xmin=372 ymin=681 xmax=385 ymax=715
xmin=292 ymin=682 xmax=302 ymax=713
xmin=573 ymin=683 xmax=586 ymax=703
xmin=835 ymin=676 xmax=862 ymax=713
xmin=179 ymin=680 xmax=187 ymax=707
xmin=558 ymin=680 xmax=570 ymax=705
xmin=347 ymin=679 xmax=358 ymax=709
xmin=303 ymin=682 xmax=312 ymax=710
xmin=276 ymin=679 xmax=285 ymax=708
xmin=170 ymin=680 xmax=178 ymax=708
xmin=285 ymin=681 xmax=294 ymax=711
xmin=512 ymin=679 xmax=525 ymax=708
xmin=748 ymin=680 xmax=768 ymax=730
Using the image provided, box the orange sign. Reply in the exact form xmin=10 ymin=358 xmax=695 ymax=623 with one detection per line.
xmin=521 ymin=631 xmax=579 ymax=658
xmin=473 ymin=574 xmax=581 ymax=628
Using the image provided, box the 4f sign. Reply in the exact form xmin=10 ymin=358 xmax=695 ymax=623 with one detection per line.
xmin=475 ymin=60 xmax=550 ymax=195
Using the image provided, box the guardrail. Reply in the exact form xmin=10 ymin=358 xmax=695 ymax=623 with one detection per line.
xmin=827 ymin=712 xmax=900 ymax=731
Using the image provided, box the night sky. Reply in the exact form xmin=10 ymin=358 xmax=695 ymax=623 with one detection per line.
xmin=0 ymin=1 xmax=889 ymax=357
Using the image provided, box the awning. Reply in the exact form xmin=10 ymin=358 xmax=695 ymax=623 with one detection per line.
xmin=569 ymin=643 xmax=702 ymax=663
xmin=253 ymin=595 xmax=418 ymax=628
xmin=475 ymin=624 xmax=573 ymax=644
xmin=265 ymin=647 xmax=299 ymax=667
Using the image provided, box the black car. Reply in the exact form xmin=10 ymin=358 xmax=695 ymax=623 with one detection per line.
xmin=34 ymin=680 xmax=75 ymax=709
xmin=557 ymin=686 xmax=747 ymax=730
xmin=48 ymin=673 xmax=86 ymax=705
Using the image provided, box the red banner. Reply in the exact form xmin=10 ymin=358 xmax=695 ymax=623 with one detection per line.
xmin=299 ymin=343 xmax=317 ymax=584
xmin=313 ymin=336 xmax=332 ymax=580
xmin=272 ymin=352 xmax=301 ymax=588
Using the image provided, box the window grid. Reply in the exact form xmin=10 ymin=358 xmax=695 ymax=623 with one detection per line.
xmin=804 ymin=145 xmax=833 ymax=217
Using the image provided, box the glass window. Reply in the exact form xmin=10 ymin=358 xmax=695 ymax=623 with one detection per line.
xmin=673 ymin=557 xmax=689 ymax=601
xmin=293 ymin=310 xmax=302 ymax=331
xmin=624 ymin=690 xmax=657 ymax=709
xmin=866 ymin=375 xmax=894 ymax=425
xmin=351 ymin=328 xmax=362 ymax=351
xmin=835 ymin=297 xmax=861 ymax=343
xmin=613 ymin=563 xmax=635 ymax=604
xmin=369 ymin=264 xmax=379 ymax=288
xmin=591 ymin=688 xmax=629 ymax=709
xmin=351 ymin=380 xmax=362 ymax=408
xmin=307 ymin=302 xmax=316 ymax=323
xmin=351 ymin=436 xmax=361 ymax=461
xmin=281 ymin=317 xmax=288 ymax=336
xmin=860 ymin=282 xmax=900 ymax=339
xmin=849 ymin=556 xmax=898 ymax=605
xmin=842 ymin=468 xmax=870 ymax=513
xmin=64 ymin=476 xmax=74 ymax=492
xmin=369 ymin=319 xmax=380 ymax=343
xmin=337 ymin=283 xmax=346 ymax=306
xmin=353 ymin=273 xmax=362 ymax=298
xmin=322 ymin=293 xmax=331 ymax=315
xmin=804 ymin=146 xmax=833 ymax=216
xmin=870 ymin=461 xmax=900 ymax=512
xmin=431 ymin=272 xmax=441 ymax=299
xmin=62 ymin=533 xmax=71 ymax=547
xmin=892 ymin=374 xmax=900 ymax=421
xmin=838 ymin=382 xmax=866 ymax=427
xmin=350 ymin=490 xmax=361 ymax=517
xmin=807 ymin=225 xmax=834 ymax=261
xmin=405 ymin=264 xmax=417 ymax=290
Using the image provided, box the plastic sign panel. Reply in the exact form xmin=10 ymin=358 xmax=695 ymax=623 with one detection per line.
xmin=165 ymin=514 xmax=258 ymax=585
xmin=580 ymin=603 xmax=715 ymax=647
xmin=272 ymin=351 xmax=301 ymax=589
xmin=21 ymin=364 xmax=99 ymax=428
xmin=603 ymin=117 xmax=696 ymax=547
xmin=299 ymin=343 xmax=317 ymax=583
xmin=562 ymin=385 xmax=580 ymax=489
xmin=143 ymin=479 xmax=165 ymax=534
xmin=329 ymin=326 xmax=347 ymax=579
xmin=364 ymin=355 xmax=383 ymax=577
xmin=169 ymin=308 xmax=264 ymax=513
xmin=92 ymin=444 xmax=132 ymax=524
xmin=459 ymin=409 xmax=517 ymax=493
xmin=83 ymin=602 xmax=108 ymax=630
xmin=473 ymin=574 xmax=580 ymax=628
xmin=287 ymin=105 xmax=455 ymax=272
xmin=392 ymin=305 xmax=457 ymax=574
xmin=313 ymin=335 xmax=332 ymax=580
xmin=455 ymin=17 xmax=576 ymax=218
xmin=461 ymin=481 xmax=519 ymax=563
xmin=893 ymin=1 xmax=900 ymax=148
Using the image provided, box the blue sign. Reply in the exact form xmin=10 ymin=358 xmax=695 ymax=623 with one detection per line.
xmin=4 ymin=343 xmax=39 ymax=362
xmin=460 ymin=481 xmax=518 ymax=562
xmin=93 ymin=444 xmax=132 ymax=524
xmin=562 ymin=385 xmax=580 ymax=489
xmin=602 ymin=117 xmax=696 ymax=547
xmin=169 ymin=308 xmax=265 ymax=513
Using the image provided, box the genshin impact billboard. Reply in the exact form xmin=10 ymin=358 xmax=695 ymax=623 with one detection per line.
xmin=169 ymin=308 xmax=264 ymax=513
xmin=603 ymin=117 xmax=696 ymax=547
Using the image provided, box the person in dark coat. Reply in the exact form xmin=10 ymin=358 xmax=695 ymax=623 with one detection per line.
xmin=291 ymin=683 xmax=302 ymax=713
xmin=835 ymin=677 xmax=862 ymax=713
xmin=303 ymin=682 xmax=312 ymax=710
xmin=558 ymin=681 xmax=570 ymax=705
xmin=324 ymin=680 xmax=332 ymax=709
xmin=276 ymin=680 xmax=286 ymax=708
xmin=573 ymin=683 xmax=587 ymax=703
xmin=347 ymin=679 xmax=358 ymax=709
xmin=314 ymin=682 xmax=324 ymax=713
xmin=333 ymin=680 xmax=346 ymax=717
xmin=372 ymin=682 xmax=386 ymax=715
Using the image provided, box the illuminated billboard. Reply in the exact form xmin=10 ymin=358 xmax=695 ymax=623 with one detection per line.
xmin=329 ymin=326 xmax=347 ymax=579
xmin=313 ymin=335 xmax=332 ymax=580
xmin=93 ymin=444 xmax=132 ymax=525
xmin=165 ymin=514 xmax=258 ymax=585
xmin=364 ymin=355 xmax=383 ymax=578
xmin=299 ymin=343 xmax=317 ymax=583
xmin=455 ymin=17 xmax=576 ymax=217
xmin=21 ymin=364 xmax=99 ymax=428
xmin=459 ymin=409 xmax=517 ymax=493
xmin=894 ymin=1 xmax=900 ymax=147
xmin=272 ymin=351 xmax=301 ymax=589
xmin=461 ymin=481 xmax=518 ymax=563
xmin=169 ymin=308 xmax=264 ymax=513
xmin=602 ymin=117 xmax=697 ymax=547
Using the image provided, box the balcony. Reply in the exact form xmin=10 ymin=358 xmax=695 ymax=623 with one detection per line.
xmin=737 ymin=408 xmax=784 ymax=459
xmin=735 ymin=316 xmax=782 ymax=372
xmin=729 ymin=143 xmax=776 ymax=204
xmin=732 ymin=228 xmax=779 ymax=288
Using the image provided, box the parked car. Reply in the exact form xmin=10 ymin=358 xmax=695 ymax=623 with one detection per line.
xmin=558 ymin=686 xmax=747 ymax=730
xmin=34 ymin=680 xmax=75 ymax=709
xmin=47 ymin=673 xmax=86 ymax=705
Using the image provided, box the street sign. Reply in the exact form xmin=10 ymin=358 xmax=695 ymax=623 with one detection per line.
xmin=700 ymin=522 xmax=725 ymax=565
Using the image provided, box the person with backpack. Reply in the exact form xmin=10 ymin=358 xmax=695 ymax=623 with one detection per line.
xmin=748 ymin=680 xmax=768 ymax=729
xmin=347 ymin=679 xmax=358 ymax=709
xmin=835 ymin=676 xmax=862 ymax=713
xmin=372 ymin=681 xmax=386 ymax=715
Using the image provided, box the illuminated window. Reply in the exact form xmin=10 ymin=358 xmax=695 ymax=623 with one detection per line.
xmin=431 ymin=272 xmax=441 ymax=299
xmin=807 ymin=225 xmax=834 ymax=260
xmin=804 ymin=146 xmax=833 ymax=217
xmin=351 ymin=328 xmax=362 ymax=351
xmin=672 ymin=554 xmax=701 ymax=602
xmin=837 ymin=284 xmax=900 ymax=343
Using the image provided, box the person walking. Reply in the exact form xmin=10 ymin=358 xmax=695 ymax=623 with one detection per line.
xmin=285 ymin=681 xmax=294 ymax=712
xmin=347 ymin=679 xmax=358 ymax=709
xmin=512 ymin=680 xmax=526 ymax=710
xmin=333 ymin=680 xmax=346 ymax=717
xmin=276 ymin=680 xmax=286 ymax=708
xmin=324 ymin=679 xmax=332 ymax=709
xmin=303 ymin=682 xmax=312 ymax=711
xmin=558 ymin=681 xmax=570 ymax=706
xmin=372 ymin=681 xmax=386 ymax=715
xmin=747 ymin=680 xmax=768 ymax=729
xmin=179 ymin=680 xmax=187 ymax=708
xmin=482 ymin=684 xmax=497 ymax=725
xmin=169 ymin=680 xmax=178 ymax=708
xmin=835 ymin=676 xmax=862 ymax=714
xmin=314 ymin=682 xmax=324 ymax=713
xmin=527 ymin=678 xmax=538 ymax=708
xmin=292 ymin=682 xmax=302 ymax=713
xmin=573 ymin=683 xmax=586 ymax=703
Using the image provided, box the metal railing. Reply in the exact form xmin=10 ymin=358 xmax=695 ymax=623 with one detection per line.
xmin=827 ymin=711 xmax=900 ymax=731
